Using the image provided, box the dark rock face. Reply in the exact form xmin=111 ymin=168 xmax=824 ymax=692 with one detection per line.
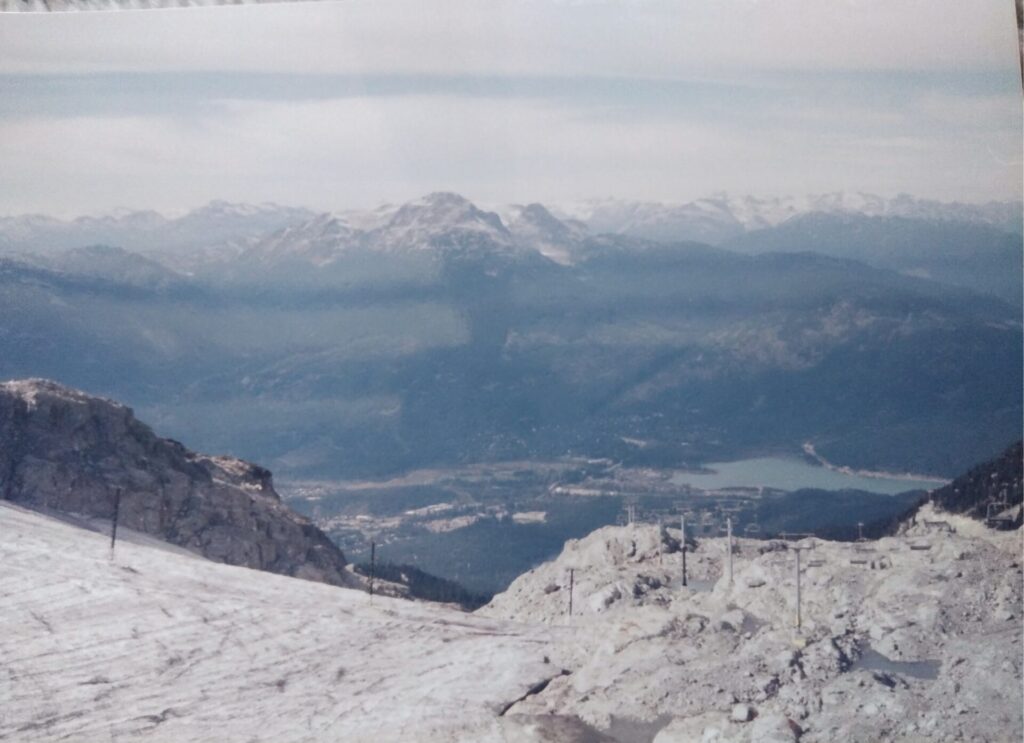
xmin=0 ymin=379 xmax=354 ymax=587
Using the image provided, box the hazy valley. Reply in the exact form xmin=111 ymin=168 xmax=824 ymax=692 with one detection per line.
xmin=2 ymin=191 xmax=1020 ymax=485
xmin=3 ymin=191 xmax=1020 ymax=597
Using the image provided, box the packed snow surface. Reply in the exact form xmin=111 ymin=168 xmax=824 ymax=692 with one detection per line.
xmin=2 ymin=500 xmax=1021 ymax=742
xmin=0 ymin=503 xmax=558 ymax=742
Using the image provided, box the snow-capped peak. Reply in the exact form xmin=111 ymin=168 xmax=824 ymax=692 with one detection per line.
xmin=369 ymin=192 xmax=515 ymax=255
xmin=385 ymin=192 xmax=509 ymax=235
xmin=198 ymin=200 xmax=272 ymax=218
xmin=556 ymin=192 xmax=1023 ymax=244
xmin=242 ymin=213 xmax=359 ymax=266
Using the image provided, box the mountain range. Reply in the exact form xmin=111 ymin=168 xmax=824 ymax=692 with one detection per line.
xmin=556 ymin=192 xmax=1023 ymax=244
xmin=3 ymin=191 xmax=1019 ymax=265
xmin=0 ymin=191 xmax=1020 ymax=479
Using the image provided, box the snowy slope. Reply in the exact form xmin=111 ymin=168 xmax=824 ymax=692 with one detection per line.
xmin=0 ymin=503 xmax=562 ymax=742
xmin=500 ymin=203 xmax=587 ymax=266
xmin=3 ymin=497 xmax=1021 ymax=742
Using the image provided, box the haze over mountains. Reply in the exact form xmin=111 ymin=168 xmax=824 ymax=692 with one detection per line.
xmin=3 ymin=191 xmax=1019 ymax=262
xmin=0 ymin=191 xmax=1020 ymax=480
xmin=558 ymin=192 xmax=1023 ymax=248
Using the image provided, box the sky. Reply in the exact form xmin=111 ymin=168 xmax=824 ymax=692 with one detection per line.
xmin=0 ymin=0 xmax=1021 ymax=216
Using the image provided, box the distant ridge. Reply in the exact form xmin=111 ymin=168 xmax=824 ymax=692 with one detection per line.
xmin=868 ymin=441 xmax=1024 ymax=538
xmin=927 ymin=441 xmax=1023 ymax=528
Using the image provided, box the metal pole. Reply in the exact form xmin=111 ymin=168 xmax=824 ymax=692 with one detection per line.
xmin=568 ymin=568 xmax=574 ymax=620
xmin=857 ymin=522 xmax=864 ymax=541
xmin=369 ymin=541 xmax=376 ymax=599
xmin=727 ymin=517 xmax=733 ymax=585
xmin=110 ymin=487 xmax=122 ymax=552
xmin=795 ymin=548 xmax=802 ymax=632
xmin=681 ymin=515 xmax=687 ymax=587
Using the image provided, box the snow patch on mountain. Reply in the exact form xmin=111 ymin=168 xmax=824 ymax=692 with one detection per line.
xmin=501 ymin=202 xmax=586 ymax=265
xmin=244 ymin=214 xmax=360 ymax=267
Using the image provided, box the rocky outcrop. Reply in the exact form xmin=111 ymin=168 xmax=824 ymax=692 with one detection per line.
xmin=0 ymin=378 xmax=354 ymax=587
xmin=482 ymin=521 xmax=1023 ymax=742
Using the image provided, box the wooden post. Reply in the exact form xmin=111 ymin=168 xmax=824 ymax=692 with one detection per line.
xmin=568 ymin=568 xmax=574 ymax=620
xmin=795 ymin=547 xmax=802 ymax=632
xmin=110 ymin=487 xmax=122 ymax=552
xmin=369 ymin=541 xmax=376 ymax=599
xmin=681 ymin=515 xmax=688 ymax=587
xmin=727 ymin=517 xmax=733 ymax=585
xmin=657 ymin=517 xmax=663 ymax=565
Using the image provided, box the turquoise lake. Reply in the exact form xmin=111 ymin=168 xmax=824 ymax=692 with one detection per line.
xmin=670 ymin=456 xmax=946 ymax=495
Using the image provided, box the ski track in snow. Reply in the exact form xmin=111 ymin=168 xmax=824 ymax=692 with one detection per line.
xmin=0 ymin=503 xmax=557 ymax=742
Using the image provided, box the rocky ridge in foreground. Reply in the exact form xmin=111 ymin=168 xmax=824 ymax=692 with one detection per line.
xmin=0 ymin=378 xmax=353 ymax=587
xmin=481 ymin=507 xmax=1023 ymax=742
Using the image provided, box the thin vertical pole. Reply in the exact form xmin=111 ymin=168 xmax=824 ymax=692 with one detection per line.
xmin=568 ymin=568 xmax=574 ymax=620
xmin=658 ymin=517 xmax=663 ymax=565
xmin=726 ymin=517 xmax=733 ymax=585
xmin=369 ymin=541 xmax=376 ymax=599
xmin=681 ymin=515 xmax=687 ymax=587
xmin=795 ymin=548 xmax=802 ymax=632
xmin=110 ymin=488 xmax=122 ymax=552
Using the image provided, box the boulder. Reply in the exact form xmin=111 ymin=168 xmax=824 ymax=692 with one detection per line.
xmin=720 ymin=609 xmax=746 ymax=632
xmin=730 ymin=704 xmax=756 ymax=723
xmin=749 ymin=713 xmax=799 ymax=742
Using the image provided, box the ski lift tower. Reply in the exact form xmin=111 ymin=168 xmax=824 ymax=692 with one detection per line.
xmin=670 ymin=503 xmax=696 ymax=587
xmin=792 ymin=543 xmax=813 ymax=633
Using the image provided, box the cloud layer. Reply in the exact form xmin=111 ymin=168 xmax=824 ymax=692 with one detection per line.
xmin=0 ymin=0 xmax=1020 ymax=215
